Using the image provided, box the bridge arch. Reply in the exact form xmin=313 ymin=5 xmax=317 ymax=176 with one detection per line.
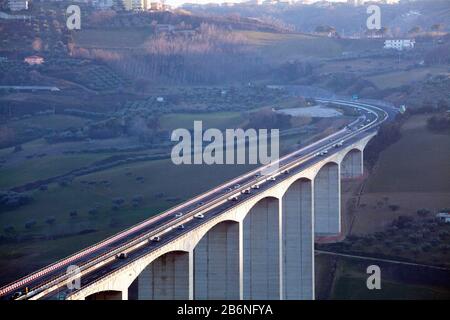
xmin=341 ymin=148 xmax=363 ymax=179
xmin=194 ymin=220 xmax=239 ymax=299
xmin=242 ymin=196 xmax=280 ymax=300
xmin=314 ymin=161 xmax=340 ymax=235
xmin=129 ymin=250 xmax=189 ymax=300
xmin=85 ymin=290 xmax=124 ymax=300
xmin=281 ymin=177 xmax=314 ymax=299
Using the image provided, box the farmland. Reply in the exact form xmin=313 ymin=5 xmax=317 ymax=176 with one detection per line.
xmin=238 ymin=31 xmax=382 ymax=61
xmin=343 ymin=114 xmax=450 ymax=235
xmin=327 ymin=255 xmax=450 ymax=300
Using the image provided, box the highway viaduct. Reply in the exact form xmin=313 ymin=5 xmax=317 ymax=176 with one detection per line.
xmin=0 ymin=99 xmax=396 ymax=301
xmin=67 ymin=135 xmax=371 ymax=300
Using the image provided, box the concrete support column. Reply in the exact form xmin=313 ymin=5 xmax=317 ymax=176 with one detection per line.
xmin=243 ymin=197 xmax=280 ymax=300
xmin=194 ymin=222 xmax=239 ymax=299
xmin=136 ymin=265 xmax=151 ymax=299
xmin=341 ymin=149 xmax=363 ymax=179
xmin=121 ymin=289 xmax=128 ymax=300
xmin=189 ymin=250 xmax=194 ymax=300
xmin=282 ymin=178 xmax=314 ymax=300
xmin=278 ymin=199 xmax=283 ymax=300
xmin=133 ymin=251 xmax=189 ymax=300
xmin=314 ymin=162 xmax=341 ymax=235
xmin=239 ymin=220 xmax=244 ymax=300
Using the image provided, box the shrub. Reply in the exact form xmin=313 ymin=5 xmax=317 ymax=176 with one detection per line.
xmin=4 ymin=225 xmax=15 ymax=234
xmin=0 ymin=191 xmax=33 ymax=210
xmin=417 ymin=208 xmax=430 ymax=217
xmin=388 ymin=204 xmax=400 ymax=212
xmin=45 ymin=217 xmax=56 ymax=225
xmin=25 ymin=220 xmax=36 ymax=229
xmin=112 ymin=197 xmax=124 ymax=205
xmin=393 ymin=215 xmax=413 ymax=229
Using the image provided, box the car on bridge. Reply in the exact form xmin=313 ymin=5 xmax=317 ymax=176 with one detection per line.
xmin=150 ymin=236 xmax=161 ymax=242
xmin=116 ymin=253 xmax=128 ymax=260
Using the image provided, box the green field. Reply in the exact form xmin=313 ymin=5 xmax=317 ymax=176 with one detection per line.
xmin=329 ymin=257 xmax=450 ymax=300
xmin=74 ymin=28 xmax=381 ymax=61
xmin=159 ymin=111 xmax=246 ymax=131
xmin=349 ymin=114 xmax=450 ymax=235
xmin=0 ymin=157 xmax=256 ymax=234
xmin=73 ymin=28 xmax=153 ymax=48
xmin=0 ymin=157 xmax=257 ymax=284
xmin=366 ymin=115 xmax=450 ymax=193
xmin=367 ymin=67 xmax=450 ymax=90
xmin=10 ymin=115 xmax=89 ymax=132
xmin=240 ymin=31 xmax=382 ymax=60
xmin=0 ymin=154 xmax=106 ymax=189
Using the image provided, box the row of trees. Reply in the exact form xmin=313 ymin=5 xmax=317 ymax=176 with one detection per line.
xmin=0 ymin=191 xmax=33 ymax=211
xmin=72 ymin=23 xmax=263 ymax=84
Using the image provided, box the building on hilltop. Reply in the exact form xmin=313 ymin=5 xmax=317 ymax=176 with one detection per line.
xmin=436 ymin=211 xmax=450 ymax=223
xmin=93 ymin=0 xmax=114 ymax=9
xmin=121 ymin=0 xmax=168 ymax=11
xmin=384 ymin=39 xmax=415 ymax=50
xmin=8 ymin=0 xmax=28 ymax=11
xmin=24 ymin=55 xmax=44 ymax=65
xmin=348 ymin=0 xmax=399 ymax=5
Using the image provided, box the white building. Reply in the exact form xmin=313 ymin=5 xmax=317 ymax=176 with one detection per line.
xmin=436 ymin=212 xmax=450 ymax=223
xmin=384 ymin=39 xmax=415 ymax=51
xmin=122 ymin=0 xmax=167 ymax=11
xmin=93 ymin=0 xmax=114 ymax=9
xmin=122 ymin=0 xmax=147 ymax=11
xmin=348 ymin=0 xmax=399 ymax=5
xmin=244 ymin=0 xmax=264 ymax=5
xmin=8 ymin=0 xmax=28 ymax=11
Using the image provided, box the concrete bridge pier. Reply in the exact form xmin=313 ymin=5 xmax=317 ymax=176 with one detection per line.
xmin=194 ymin=221 xmax=239 ymax=299
xmin=243 ymin=197 xmax=280 ymax=299
xmin=314 ymin=162 xmax=340 ymax=236
xmin=282 ymin=178 xmax=314 ymax=300
xmin=130 ymin=251 xmax=189 ymax=300
xmin=341 ymin=149 xmax=363 ymax=179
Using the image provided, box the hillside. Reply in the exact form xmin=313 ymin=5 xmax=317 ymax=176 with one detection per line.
xmin=185 ymin=0 xmax=450 ymax=35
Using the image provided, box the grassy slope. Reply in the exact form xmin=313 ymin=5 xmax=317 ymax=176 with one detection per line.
xmin=352 ymin=115 xmax=450 ymax=234
xmin=367 ymin=66 xmax=450 ymax=90
xmin=73 ymin=28 xmax=154 ymax=48
xmin=0 ymin=154 xmax=105 ymax=189
xmin=159 ymin=111 xmax=246 ymax=131
xmin=10 ymin=115 xmax=89 ymax=131
xmin=330 ymin=257 xmax=450 ymax=300
xmin=366 ymin=115 xmax=450 ymax=193
xmin=240 ymin=31 xmax=381 ymax=61
xmin=73 ymin=27 xmax=380 ymax=62
xmin=0 ymin=159 xmax=255 ymax=285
